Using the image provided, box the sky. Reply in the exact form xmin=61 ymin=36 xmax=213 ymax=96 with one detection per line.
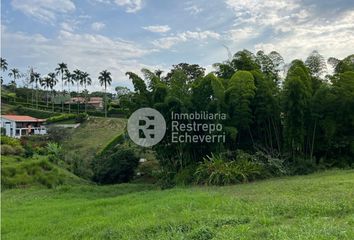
xmin=1 ymin=0 xmax=354 ymax=92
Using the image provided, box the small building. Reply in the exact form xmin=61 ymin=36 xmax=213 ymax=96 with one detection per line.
xmin=88 ymin=97 xmax=103 ymax=109
xmin=65 ymin=97 xmax=85 ymax=104
xmin=0 ymin=115 xmax=47 ymax=138
xmin=65 ymin=97 xmax=103 ymax=109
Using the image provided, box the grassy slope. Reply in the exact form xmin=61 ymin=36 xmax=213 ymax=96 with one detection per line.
xmin=2 ymin=170 xmax=354 ymax=239
xmin=62 ymin=117 xmax=126 ymax=159
xmin=1 ymin=155 xmax=88 ymax=189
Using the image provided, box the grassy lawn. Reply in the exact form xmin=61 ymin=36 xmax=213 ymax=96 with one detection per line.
xmin=2 ymin=170 xmax=354 ymax=239
xmin=62 ymin=117 xmax=126 ymax=160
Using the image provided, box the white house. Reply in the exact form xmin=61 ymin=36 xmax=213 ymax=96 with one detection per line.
xmin=0 ymin=115 xmax=47 ymax=138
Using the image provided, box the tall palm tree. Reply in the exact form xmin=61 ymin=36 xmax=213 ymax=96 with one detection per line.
xmin=32 ymin=72 xmax=41 ymax=109
xmin=80 ymin=71 xmax=92 ymax=113
xmin=48 ymin=72 xmax=58 ymax=112
xmin=40 ymin=76 xmax=51 ymax=106
xmin=0 ymin=58 xmax=8 ymax=71
xmin=8 ymin=68 xmax=21 ymax=102
xmin=73 ymin=69 xmax=83 ymax=114
xmin=0 ymin=58 xmax=8 ymax=87
xmin=64 ymin=70 xmax=74 ymax=113
xmin=55 ymin=62 xmax=68 ymax=112
xmin=98 ymin=70 xmax=112 ymax=118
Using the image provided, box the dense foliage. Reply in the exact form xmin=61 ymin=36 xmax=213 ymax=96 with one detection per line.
xmin=92 ymin=146 xmax=140 ymax=184
xmin=123 ymin=50 xmax=354 ymax=185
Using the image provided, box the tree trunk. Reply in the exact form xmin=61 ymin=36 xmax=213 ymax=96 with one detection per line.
xmin=62 ymin=75 xmax=64 ymax=112
xmin=68 ymin=85 xmax=71 ymax=113
xmin=31 ymin=84 xmax=34 ymax=107
xmin=77 ymin=83 xmax=80 ymax=114
xmin=36 ymin=84 xmax=38 ymax=109
xmin=52 ymin=90 xmax=54 ymax=112
xmin=104 ymin=86 xmax=107 ymax=118
xmin=310 ymin=119 xmax=317 ymax=162
xmin=85 ymin=84 xmax=87 ymax=113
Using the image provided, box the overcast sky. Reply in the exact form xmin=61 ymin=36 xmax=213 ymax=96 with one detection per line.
xmin=1 ymin=0 xmax=354 ymax=92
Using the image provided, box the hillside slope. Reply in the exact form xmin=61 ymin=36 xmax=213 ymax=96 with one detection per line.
xmin=61 ymin=117 xmax=126 ymax=160
xmin=1 ymin=155 xmax=88 ymax=189
xmin=2 ymin=170 xmax=354 ymax=239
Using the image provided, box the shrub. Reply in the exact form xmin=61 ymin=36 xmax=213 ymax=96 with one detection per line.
xmin=136 ymin=159 xmax=160 ymax=182
xmin=47 ymin=127 xmax=71 ymax=143
xmin=195 ymin=152 xmax=263 ymax=185
xmin=92 ymin=146 xmax=139 ymax=184
xmin=75 ymin=113 xmax=88 ymax=123
xmin=46 ymin=142 xmax=62 ymax=163
xmin=46 ymin=113 xmax=76 ymax=123
xmin=1 ymin=144 xmax=25 ymax=156
xmin=1 ymin=136 xmax=21 ymax=147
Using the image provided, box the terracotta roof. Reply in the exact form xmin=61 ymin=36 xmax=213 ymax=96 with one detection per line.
xmin=1 ymin=115 xmax=46 ymax=122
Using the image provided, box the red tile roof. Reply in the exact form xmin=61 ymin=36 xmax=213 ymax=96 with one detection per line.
xmin=1 ymin=115 xmax=46 ymax=122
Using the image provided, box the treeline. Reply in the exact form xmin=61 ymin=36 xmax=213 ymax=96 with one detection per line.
xmin=119 ymin=50 xmax=354 ymax=184
xmin=0 ymin=60 xmax=115 ymax=117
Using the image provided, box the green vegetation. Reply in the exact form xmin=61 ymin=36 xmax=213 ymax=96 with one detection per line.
xmin=2 ymin=170 xmax=354 ymax=239
xmin=58 ymin=117 xmax=126 ymax=179
xmin=1 ymin=155 xmax=87 ymax=189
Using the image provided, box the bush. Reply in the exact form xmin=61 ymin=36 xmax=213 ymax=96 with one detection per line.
xmin=1 ymin=136 xmax=22 ymax=147
xmin=47 ymin=127 xmax=71 ymax=143
xmin=1 ymin=144 xmax=25 ymax=156
xmin=46 ymin=113 xmax=76 ymax=123
xmin=15 ymin=105 xmax=59 ymax=118
xmin=46 ymin=142 xmax=62 ymax=163
xmin=75 ymin=113 xmax=88 ymax=123
xmin=92 ymin=146 xmax=140 ymax=184
xmin=195 ymin=152 xmax=263 ymax=185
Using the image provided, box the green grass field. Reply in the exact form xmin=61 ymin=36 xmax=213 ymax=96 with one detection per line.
xmin=2 ymin=170 xmax=354 ymax=239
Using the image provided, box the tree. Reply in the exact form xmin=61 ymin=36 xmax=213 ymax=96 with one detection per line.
xmin=80 ymin=72 xmax=92 ymax=113
xmin=115 ymin=86 xmax=131 ymax=99
xmin=0 ymin=58 xmax=8 ymax=87
xmin=40 ymin=76 xmax=52 ymax=106
xmin=99 ymin=70 xmax=112 ymax=118
xmin=165 ymin=63 xmax=205 ymax=84
xmin=0 ymin=58 xmax=8 ymax=71
xmin=32 ymin=72 xmax=41 ymax=109
xmin=55 ymin=62 xmax=68 ymax=112
xmin=48 ymin=72 xmax=58 ymax=112
xmin=305 ymin=50 xmax=327 ymax=77
xmin=8 ymin=68 xmax=21 ymax=102
xmin=64 ymin=70 xmax=74 ymax=113
xmin=73 ymin=69 xmax=83 ymax=114
xmin=226 ymin=70 xmax=256 ymax=146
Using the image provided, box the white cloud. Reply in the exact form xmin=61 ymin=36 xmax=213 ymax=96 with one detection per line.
xmin=91 ymin=22 xmax=106 ymax=31
xmin=11 ymin=0 xmax=75 ymax=23
xmin=227 ymin=27 xmax=259 ymax=42
xmin=143 ymin=25 xmax=170 ymax=33
xmin=254 ymin=10 xmax=354 ymax=62
xmin=2 ymin=27 xmax=158 ymax=91
xmin=184 ymin=3 xmax=203 ymax=15
xmin=224 ymin=0 xmax=354 ymax=62
xmin=153 ymin=30 xmax=221 ymax=49
xmin=114 ymin=0 xmax=143 ymax=13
